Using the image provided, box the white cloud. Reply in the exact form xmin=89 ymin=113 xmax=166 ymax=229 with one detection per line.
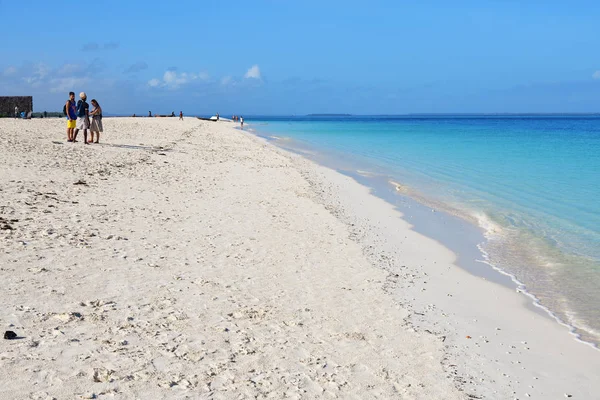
xmin=0 ymin=61 xmax=121 ymax=109
xmin=3 ymin=66 xmax=17 ymax=76
xmin=34 ymin=63 xmax=49 ymax=79
xmin=57 ymin=63 xmax=84 ymax=76
xmin=22 ymin=63 xmax=50 ymax=87
xmin=593 ymin=70 xmax=600 ymax=80
xmin=163 ymin=70 xmax=181 ymax=85
xmin=148 ymin=70 xmax=210 ymax=89
xmin=244 ymin=65 xmax=261 ymax=79
xmin=48 ymin=77 xmax=90 ymax=93
xmin=17 ymin=62 xmax=102 ymax=92
xmin=221 ymin=76 xmax=232 ymax=85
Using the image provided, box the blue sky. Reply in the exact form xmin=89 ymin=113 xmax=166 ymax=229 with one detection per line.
xmin=1 ymin=0 xmax=600 ymax=115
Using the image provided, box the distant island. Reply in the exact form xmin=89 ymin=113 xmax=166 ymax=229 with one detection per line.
xmin=306 ymin=114 xmax=352 ymax=117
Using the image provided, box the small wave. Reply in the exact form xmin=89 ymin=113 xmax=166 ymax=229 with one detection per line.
xmin=389 ymin=180 xmax=409 ymax=193
xmin=387 ymin=181 xmax=600 ymax=349
xmin=470 ymin=211 xmax=504 ymax=239
xmin=355 ymin=169 xmax=377 ymax=177
xmin=476 ymin=243 xmax=599 ymax=350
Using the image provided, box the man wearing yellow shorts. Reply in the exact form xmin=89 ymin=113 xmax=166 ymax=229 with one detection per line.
xmin=65 ymin=92 xmax=77 ymax=142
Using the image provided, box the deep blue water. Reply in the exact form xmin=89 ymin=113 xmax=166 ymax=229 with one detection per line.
xmin=249 ymin=115 xmax=600 ymax=345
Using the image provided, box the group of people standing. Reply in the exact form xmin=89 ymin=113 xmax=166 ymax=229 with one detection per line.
xmin=65 ymin=92 xmax=103 ymax=144
xmin=232 ymin=115 xmax=244 ymax=128
xmin=13 ymin=105 xmax=32 ymax=119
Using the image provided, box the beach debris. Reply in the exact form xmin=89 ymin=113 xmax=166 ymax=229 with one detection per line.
xmin=0 ymin=217 xmax=18 ymax=230
xmin=52 ymin=328 xmax=65 ymax=336
xmin=93 ymin=367 xmax=115 ymax=383
xmin=564 ymin=395 xmax=572 ymax=398
xmin=466 ymin=336 xmax=472 ymax=339
xmin=4 ymin=331 xmax=18 ymax=339
xmin=73 ymin=179 xmax=88 ymax=186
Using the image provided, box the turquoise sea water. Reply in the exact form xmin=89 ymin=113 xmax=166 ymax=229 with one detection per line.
xmin=250 ymin=116 xmax=600 ymax=346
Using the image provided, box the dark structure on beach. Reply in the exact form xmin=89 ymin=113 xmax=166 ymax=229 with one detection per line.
xmin=0 ymin=96 xmax=33 ymax=117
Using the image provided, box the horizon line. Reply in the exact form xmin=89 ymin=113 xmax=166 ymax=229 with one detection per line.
xmin=100 ymin=112 xmax=600 ymax=117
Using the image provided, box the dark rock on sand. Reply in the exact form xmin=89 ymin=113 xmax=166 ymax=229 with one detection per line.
xmin=4 ymin=331 xmax=18 ymax=340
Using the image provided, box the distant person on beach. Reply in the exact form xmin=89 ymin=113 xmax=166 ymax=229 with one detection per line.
xmin=89 ymin=99 xmax=103 ymax=144
xmin=43 ymin=111 xmax=47 ymax=118
xmin=65 ymin=92 xmax=77 ymax=141
xmin=171 ymin=111 xmax=175 ymax=117
xmin=240 ymin=116 xmax=244 ymax=129
xmin=179 ymin=111 xmax=183 ymax=120
xmin=148 ymin=111 xmax=152 ymax=117
xmin=73 ymin=92 xmax=90 ymax=144
xmin=216 ymin=113 xmax=219 ymax=121
xmin=14 ymin=106 xmax=18 ymax=119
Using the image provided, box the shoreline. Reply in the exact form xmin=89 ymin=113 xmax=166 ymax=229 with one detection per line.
xmin=250 ymin=123 xmax=600 ymax=348
xmin=243 ymin=122 xmax=600 ymax=397
xmin=346 ymin=169 xmax=600 ymax=349
xmin=267 ymin=142 xmax=600 ymax=397
xmin=1 ymin=118 xmax=599 ymax=399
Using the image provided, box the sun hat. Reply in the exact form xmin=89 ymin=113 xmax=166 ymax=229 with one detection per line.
xmin=79 ymin=92 xmax=87 ymax=99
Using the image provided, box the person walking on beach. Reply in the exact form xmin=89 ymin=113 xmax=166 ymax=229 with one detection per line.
xmin=14 ymin=106 xmax=18 ymax=119
xmin=73 ymin=92 xmax=90 ymax=144
xmin=89 ymin=99 xmax=103 ymax=144
xmin=240 ymin=116 xmax=244 ymax=129
xmin=65 ymin=92 xmax=77 ymax=141
xmin=179 ymin=111 xmax=183 ymax=120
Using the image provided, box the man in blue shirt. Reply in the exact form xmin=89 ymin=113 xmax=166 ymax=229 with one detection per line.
xmin=65 ymin=92 xmax=77 ymax=141
xmin=73 ymin=92 xmax=90 ymax=144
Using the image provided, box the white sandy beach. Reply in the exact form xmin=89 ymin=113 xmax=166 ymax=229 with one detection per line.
xmin=1 ymin=118 xmax=599 ymax=399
